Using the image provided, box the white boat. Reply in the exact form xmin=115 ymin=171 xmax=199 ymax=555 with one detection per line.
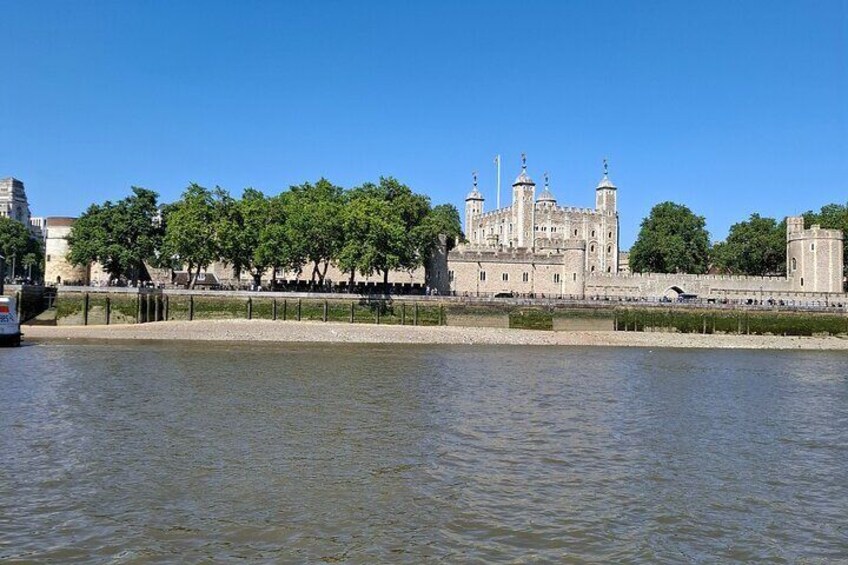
xmin=0 ymin=296 xmax=21 ymax=347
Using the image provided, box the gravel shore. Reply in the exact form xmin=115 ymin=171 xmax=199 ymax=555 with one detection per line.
xmin=21 ymin=320 xmax=848 ymax=350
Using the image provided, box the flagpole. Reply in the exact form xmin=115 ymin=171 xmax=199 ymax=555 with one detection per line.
xmin=495 ymin=154 xmax=501 ymax=209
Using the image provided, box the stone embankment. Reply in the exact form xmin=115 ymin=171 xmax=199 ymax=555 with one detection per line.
xmin=23 ymin=320 xmax=848 ymax=350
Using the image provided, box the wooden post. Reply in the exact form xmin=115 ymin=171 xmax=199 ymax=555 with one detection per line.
xmin=282 ymin=299 xmax=287 ymax=321
xmin=84 ymin=292 xmax=90 ymax=326
xmin=323 ymin=299 xmax=328 ymax=322
xmin=154 ymin=294 xmax=161 ymax=322
xmin=376 ymin=301 xmax=381 ymax=324
xmin=401 ymin=303 xmax=406 ymax=325
xmin=439 ymin=304 xmax=444 ymax=326
xmin=350 ymin=301 xmax=355 ymax=323
xmin=189 ymin=295 xmax=194 ymax=321
xmin=414 ymin=302 xmax=419 ymax=326
xmin=106 ymin=297 xmax=111 ymax=325
xmin=297 ymin=299 xmax=301 ymax=321
xmin=272 ymin=298 xmax=277 ymax=321
xmin=164 ymin=295 xmax=170 ymax=321
xmin=702 ymin=315 xmax=707 ymax=334
xmin=145 ymin=293 xmax=151 ymax=324
xmin=247 ymin=297 xmax=253 ymax=320
xmin=15 ymin=291 xmax=21 ymax=320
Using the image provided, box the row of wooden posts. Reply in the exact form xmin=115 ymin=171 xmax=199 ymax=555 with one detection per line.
xmin=77 ymin=293 xmax=445 ymax=326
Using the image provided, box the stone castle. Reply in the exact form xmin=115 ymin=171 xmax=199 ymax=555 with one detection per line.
xmin=7 ymin=166 xmax=845 ymax=301
xmin=424 ymin=158 xmax=845 ymax=302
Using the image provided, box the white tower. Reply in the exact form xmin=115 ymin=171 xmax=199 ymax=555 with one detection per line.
xmin=464 ymin=172 xmax=484 ymax=244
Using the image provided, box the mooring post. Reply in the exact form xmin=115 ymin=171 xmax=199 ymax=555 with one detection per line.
xmin=247 ymin=297 xmax=253 ymax=320
xmin=154 ymin=294 xmax=161 ymax=322
xmin=84 ymin=292 xmax=90 ymax=326
xmin=323 ymin=299 xmax=328 ymax=322
xmin=376 ymin=302 xmax=381 ymax=324
xmin=105 ymin=296 xmax=111 ymax=326
xmin=350 ymin=301 xmax=355 ymax=323
xmin=189 ymin=295 xmax=194 ymax=322
xmin=282 ymin=299 xmax=287 ymax=321
xmin=401 ymin=303 xmax=406 ymax=325
xmin=297 ymin=299 xmax=302 ymax=321
xmin=414 ymin=302 xmax=419 ymax=326
xmin=164 ymin=295 xmax=170 ymax=321
xmin=15 ymin=290 xmax=22 ymax=320
xmin=145 ymin=293 xmax=151 ymax=324
xmin=272 ymin=298 xmax=277 ymax=321
xmin=439 ymin=305 xmax=444 ymax=326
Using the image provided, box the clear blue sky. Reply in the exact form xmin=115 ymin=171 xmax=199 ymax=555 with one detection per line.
xmin=2 ymin=0 xmax=846 ymax=248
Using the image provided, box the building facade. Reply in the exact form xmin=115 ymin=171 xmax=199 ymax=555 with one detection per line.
xmin=438 ymin=159 xmax=846 ymax=302
xmin=0 ymin=177 xmax=42 ymax=238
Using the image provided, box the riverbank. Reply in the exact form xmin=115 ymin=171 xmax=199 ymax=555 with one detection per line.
xmin=22 ymin=320 xmax=848 ymax=350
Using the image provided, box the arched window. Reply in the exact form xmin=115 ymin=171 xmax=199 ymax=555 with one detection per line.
xmin=607 ymin=245 xmax=612 ymax=254
xmin=791 ymin=258 xmax=797 ymax=271
xmin=591 ymin=266 xmax=595 ymax=273
xmin=590 ymin=244 xmax=595 ymax=253
xmin=591 ymin=230 xmax=595 ymax=237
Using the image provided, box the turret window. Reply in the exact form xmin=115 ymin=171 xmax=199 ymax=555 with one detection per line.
xmin=608 ymin=231 xmax=612 ymax=239
xmin=810 ymin=244 xmax=815 ymax=251
xmin=607 ymin=245 xmax=612 ymax=254
xmin=522 ymin=272 xmax=529 ymax=282
xmin=553 ymin=273 xmax=561 ymax=283
xmin=791 ymin=258 xmax=797 ymax=271
xmin=590 ymin=244 xmax=595 ymax=253
xmin=480 ymin=271 xmax=487 ymax=282
xmin=573 ymin=229 xmax=578 ymax=236
xmin=591 ymin=230 xmax=595 ymax=237
xmin=502 ymin=273 xmax=509 ymax=282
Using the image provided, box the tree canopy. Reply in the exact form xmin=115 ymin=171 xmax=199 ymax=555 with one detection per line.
xmin=711 ymin=214 xmax=786 ymax=276
xmin=67 ymin=187 xmax=162 ymax=284
xmin=0 ymin=216 xmax=43 ymax=281
xmin=630 ymin=201 xmax=710 ymax=274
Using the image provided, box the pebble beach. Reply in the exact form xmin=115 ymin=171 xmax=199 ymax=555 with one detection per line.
xmin=21 ymin=319 xmax=848 ymax=350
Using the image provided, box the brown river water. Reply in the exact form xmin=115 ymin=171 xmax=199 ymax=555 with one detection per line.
xmin=1 ymin=342 xmax=847 ymax=563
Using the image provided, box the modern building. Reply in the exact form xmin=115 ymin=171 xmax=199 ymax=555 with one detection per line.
xmin=0 ymin=177 xmax=43 ymax=238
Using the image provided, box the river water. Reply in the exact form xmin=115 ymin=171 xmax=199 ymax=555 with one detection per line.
xmin=1 ymin=342 xmax=846 ymax=563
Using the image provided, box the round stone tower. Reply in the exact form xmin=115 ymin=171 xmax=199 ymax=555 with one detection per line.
xmin=561 ymin=239 xmax=587 ymax=299
xmin=464 ymin=173 xmax=484 ymax=244
xmin=786 ymin=216 xmax=844 ymax=293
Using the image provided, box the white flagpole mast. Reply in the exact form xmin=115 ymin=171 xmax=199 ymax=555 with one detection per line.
xmin=495 ymin=154 xmax=501 ymax=209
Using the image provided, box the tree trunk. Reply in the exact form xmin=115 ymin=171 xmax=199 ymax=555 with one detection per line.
xmin=311 ymin=263 xmax=319 ymax=284
xmin=383 ymin=269 xmax=389 ymax=286
xmin=320 ymin=260 xmax=329 ymax=284
xmin=348 ymin=269 xmax=355 ymax=292
xmin=190 ymin=264 xmax=202 ymax=290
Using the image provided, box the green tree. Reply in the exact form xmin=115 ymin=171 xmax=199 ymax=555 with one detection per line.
xmin=216 ymin=188 xmax=273 ymax=287
xmin=804 ymin=202 xmax=848 ymax=288
xmin=339 ymin=177 xmax=433 ymax=285
xmin=161 ymin=184 xmax=220 ymax=288
xmin=283 ymin=179 xmax=345 ymax=284
xmin=630 ymin=201 xmax=710 ymax=274
xmin=255 ymin=193 xmax=295 ymax=284
xmin=0 ymin=216 xmax=41 ymax=281
xmin=67 ymin=187 xmax=163 ymax=284
xmin=414 ymin=203 xmax=464 ymax=255
xmin=712 ymin=214 xmax=786 ymax=276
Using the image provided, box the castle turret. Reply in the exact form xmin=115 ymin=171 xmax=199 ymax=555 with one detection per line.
xmin=595 ymin=159 xmax=617 ymax=214
xmin=464 ymin=172 xmax=484 ymax=244
xmin=512 ymin=154 xmax=535 ymax=248
xmin=786 ymin=216 xmax=844 ymax=293
xmin=561 ymin=239 xmax=587 ymax=299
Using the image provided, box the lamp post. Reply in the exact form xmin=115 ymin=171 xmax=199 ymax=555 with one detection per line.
xmin=0 ymin=253 xmax=5 ymax=294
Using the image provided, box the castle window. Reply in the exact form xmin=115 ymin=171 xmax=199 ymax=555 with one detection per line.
xmin=449 ymin=270 xmax=454 ymax=281
xmin=800 ymin=277 xmax=804 ymax=287
xmin=591 ymin=266 xmax=596 ymax=273
xmin=591 ymin=230 xmax=595 ymax=237
xmin=522 ymin=272 xmax=529 ymax=282
xmin=502 ymin=273 xmax=509 ymax=282
xmin=791 ymin=258 xmax=797 ymax=271
xmin=573 ymin=273 xmax=577 ymax=281
xmin=553 ymin=273 xmax=561 ymax=283
xmin=607 ymin=266 xmax=612 ymax=273
xmin=590 ymin=244 xmax=595 ymax=253
xmin=608 ymin=231 xmax=612 ymax=239
xmin=607 ymin=245 xmax=612 ymax=254
xmin=810 ymin=244 xmax=815 ymax=251
xmin=47 ymin=255 xmax=51 ymax=262
xmin=509 ymin=224 xmax=513 ymax=233
xmin=552 ymin=227 xmax=556 ymax=233
xmin=480 ymin=271 xmax=487 ymax=282
xmin=573 ymin=229 xmax=578 ymax=236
